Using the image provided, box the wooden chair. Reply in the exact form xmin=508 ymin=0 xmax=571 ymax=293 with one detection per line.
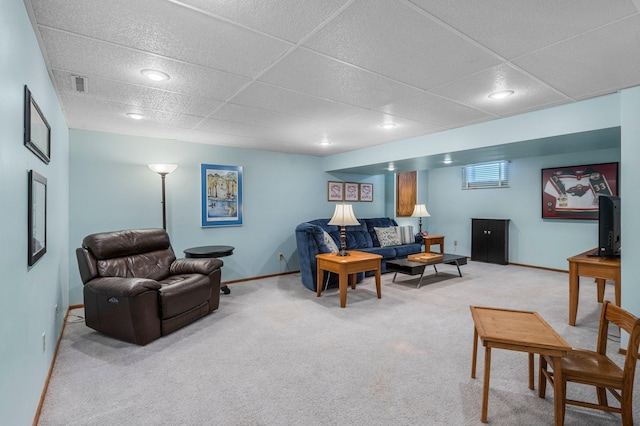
xmin=538 ymin=301 xmax=640 ymax=425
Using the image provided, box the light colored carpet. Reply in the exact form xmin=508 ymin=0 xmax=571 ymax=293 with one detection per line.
xmin=38 ymin=261 xmax=638 ymax=425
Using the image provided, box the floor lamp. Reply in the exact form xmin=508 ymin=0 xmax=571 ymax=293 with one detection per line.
xmin=328 ymin=203 xmax=360 ymax=256
xmin=148 ymin=164 xmax=178 ymax=230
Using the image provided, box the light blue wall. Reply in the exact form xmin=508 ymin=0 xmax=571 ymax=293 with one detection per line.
xmin=0 ymin=1 xmax=70 ymax=424
xmin=425 ymin=148 xmax=620 ymax=269
xmin=68 ymin=130 xmax=386 ymax=305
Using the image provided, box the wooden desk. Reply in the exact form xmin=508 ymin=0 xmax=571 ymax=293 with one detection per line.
xmin=470 ymin=306 xmax=570 ymax=425
xmin=423 ymin=235 xmax=444 ymax=253
xmin=316 ymin=251 xmax=382 ymax=308
xmin=567 ymin=249 xmax=621 ymax=326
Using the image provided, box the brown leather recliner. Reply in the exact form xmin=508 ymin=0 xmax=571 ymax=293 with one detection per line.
xmin=76 ymin=228 xmax=222 ymax=345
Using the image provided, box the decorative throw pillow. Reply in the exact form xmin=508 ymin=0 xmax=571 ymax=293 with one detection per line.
xmin=395 ymin=225 xmax=414 ymax=245
xmin=374 ymin=227 xmax=401 ymax=247
xmin=323 ymin=231 xmax=339 ymax=253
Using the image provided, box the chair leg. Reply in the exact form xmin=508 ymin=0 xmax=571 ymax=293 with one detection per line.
xmin=621 ymin=395 xmax=633 ymax=426
xmin=596 ymin=386 xmax=608 ymax=408
xmin=538 ymin=355 xmax=548 ymax=398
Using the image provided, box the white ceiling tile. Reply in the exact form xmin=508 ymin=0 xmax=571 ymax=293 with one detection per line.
xmin=377 ymin=92 xmax=493 ymax=127
xmin=230 ymin=82 xmax=366 ymax=124
xmin=303 ymin=0 xmax=501 ymax=89
xmin=31 ymin=0 xmax=292 ymax=77
xmin=259 ymin=48 xmax=425 ymax=110
xmin=513 ymin=16 xmax=640 ymax=99
xmin=211 ymin=103 xmax=324 ymax=130
xmin=409 ymin=0 xmax=638 ymax=59
xmin=53 ymin=70 xmax=222 ymax=118
xmin=429 ymin=63 xmax=569 ymax=116
xmin=39 ymin=28 xmax=251 ymax=101
xmin=61 ymin=95 xmax=203 ymax=130
xmin=170 ymin=0 xmax=350 ymax=42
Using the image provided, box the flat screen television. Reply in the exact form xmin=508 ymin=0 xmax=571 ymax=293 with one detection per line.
xmin=597 ymin=195 xmax=621 ymax=257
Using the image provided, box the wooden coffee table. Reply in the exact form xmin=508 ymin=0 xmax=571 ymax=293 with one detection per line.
xmin=470 ymin=306 xmax=570 ymax=425
xmin=316 ymin=251 xmax=382 ymax=308
xmin=386 ymin=253 xmax=467 ymax=288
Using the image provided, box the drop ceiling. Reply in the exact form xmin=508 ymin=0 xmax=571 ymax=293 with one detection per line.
xmin=24 ymin=0 xmax=640 ymax=164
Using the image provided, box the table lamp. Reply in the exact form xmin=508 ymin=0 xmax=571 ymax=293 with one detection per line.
xmin=411 ymin=204 xmax=430 ymax=234
xmin=328 ymin=203 xmax=360 ymax=256
xmin=148 ymin=163 xmax=178 ymax=230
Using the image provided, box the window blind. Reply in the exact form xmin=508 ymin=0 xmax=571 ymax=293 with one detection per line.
xmin=462 ymin=160 xmax=510 ymax=189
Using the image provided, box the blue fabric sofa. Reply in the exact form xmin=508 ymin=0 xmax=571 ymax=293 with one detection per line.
xmin=295 ymin=217 xmax=423 ymax=291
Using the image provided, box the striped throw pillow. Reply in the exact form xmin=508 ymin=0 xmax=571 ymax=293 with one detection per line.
xmin=395 ymin=225 xmax=414 ymax=244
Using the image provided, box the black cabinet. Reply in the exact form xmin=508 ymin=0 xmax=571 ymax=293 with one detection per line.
xmin=471 ymin=219 xmax=509 ymax=265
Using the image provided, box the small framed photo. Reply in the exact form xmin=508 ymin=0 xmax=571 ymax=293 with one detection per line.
xmin=344 ymin=182 xmax=359 ymax=201
xmin=24 ymin=85 xmax=51 ymax=164
xmin=328 ymin=181 xmax=344 ymax=201
xmin=359 ymin=183 xmax=373 ymax=202
xmin=28 ymin=170 xmax=47 ymax=266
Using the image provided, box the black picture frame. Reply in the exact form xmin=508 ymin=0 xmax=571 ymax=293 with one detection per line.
xmin=24 ymin=85 xmax=51 ymax=164
xmin=28 ymin=170 xmax=47 ymax=266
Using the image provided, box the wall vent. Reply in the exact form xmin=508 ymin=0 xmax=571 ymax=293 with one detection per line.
xmin=72 ymin=75 xmax=88 ymax=93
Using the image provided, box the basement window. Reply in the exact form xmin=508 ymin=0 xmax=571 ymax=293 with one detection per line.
xmin=462 ymin=160 xmax=510 ymax=189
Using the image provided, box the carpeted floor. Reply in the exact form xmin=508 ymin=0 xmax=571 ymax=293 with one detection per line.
xmin=38 ymin=261 xmax=638 ymax=425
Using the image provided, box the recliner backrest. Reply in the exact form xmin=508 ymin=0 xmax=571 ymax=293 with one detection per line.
xmin=80 ymin=228 xmax=176 ymax=281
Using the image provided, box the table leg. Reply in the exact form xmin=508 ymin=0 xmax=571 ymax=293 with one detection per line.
xmin=596 ymin=278 xmax=605 ymax=303
xmin=528 ymin=353 xmax=534 ymax=390
xmin=316 ymin=267 xmax=323 ymax=297
xmin=481 ymin=346 xmax=491 ymax=423
xmin=552 ymin=356 xmax=564 ymax=426
xmin=614 ymin=276 xmax=621 ymax=307
xmin=471 ymin=328 xmax=478 ymax=379
xmin=569 ymin=263 xmax=579 ymax=326
xmin=350 ymin=273 xmax=356 ymax=290
xmin=339 ymin=270 xmax=348 ymax=308
xmin=375 ymin=267 xmax=381 ymax=299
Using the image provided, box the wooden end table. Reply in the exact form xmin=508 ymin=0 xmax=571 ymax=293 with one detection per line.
xmin=567 ymin=248 xmax=621 ymax=326
xmin=423 ymin=235 xmax=444 ymax=253
xmin=316 ymin=251 xmax=382 ymax=308
xmin=470 ymin=306 xmax=570 ymax=425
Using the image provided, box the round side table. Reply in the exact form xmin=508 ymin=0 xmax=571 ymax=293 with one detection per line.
xmin=184 ymin=245 xmax=234 ymax=294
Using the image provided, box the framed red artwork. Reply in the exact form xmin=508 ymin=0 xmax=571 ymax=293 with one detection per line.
xmin=541 ymin=162 xmax=618 ymax=219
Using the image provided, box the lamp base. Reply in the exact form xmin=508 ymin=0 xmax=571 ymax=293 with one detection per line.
xmin=336 ymin=249 xmax=350 ymax=256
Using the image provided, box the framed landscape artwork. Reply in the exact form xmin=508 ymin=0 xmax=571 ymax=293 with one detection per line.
xmin=541 ymin=162 xmax=618 ymax=220
xmin=327 ymin=181 xmax=343 ymax=201
xmin=28 ymin=170 xmax=47 ymax=266
xmin=344 ymin=182 xmax=359 ymax=201
xmin=201 ymin=164 xmax=243 ymax=227
xmin=24 ymin=85 xmax=51 ymax=164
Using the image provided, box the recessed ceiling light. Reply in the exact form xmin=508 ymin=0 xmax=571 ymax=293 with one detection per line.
xmin=380 ymin=123 xmax=397 ymax=130
xmin=488 ymin=90 xmax=514 ymax=100
xmin=319 ymin=140 xmax=332 ymax=146
xmin=127 ymin=113 xmax=144 ymax=120
xmin=141 ymin=69 xmax=170 ymax=82
xmin=442 ymin=159 xmax=453 ymax=164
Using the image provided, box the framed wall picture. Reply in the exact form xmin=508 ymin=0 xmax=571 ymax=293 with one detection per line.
xmin=327 ymin=181 xmax=343 ymax=201
xmin=24 ymin=85 xmax=51 ymax=164
xmin=344 ymin=182 xmax=359 ymax=201
xmin=542 ymin=162 xmax=618 ymax=219
xmin=359 ymin=183 xmax=373 ymax=202
xmin=201 ymin=164 xmax=243 ymax=227
xmin=28 ymin=170 xmax=47 ymax=266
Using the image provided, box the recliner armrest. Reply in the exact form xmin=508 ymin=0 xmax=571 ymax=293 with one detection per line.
xmin=170 ymin=258 xmax=223 ymax=275
xmin=85 ymin=277 xmax=161 ymax=297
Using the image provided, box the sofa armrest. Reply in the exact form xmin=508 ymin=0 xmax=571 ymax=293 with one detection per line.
xmin=170 ymin=258 xmax=223 ymax=275
xmin=414 ymin=234 xmax=423 ymax=244
xmin=85 ymin=277 xmax=161 ymax=297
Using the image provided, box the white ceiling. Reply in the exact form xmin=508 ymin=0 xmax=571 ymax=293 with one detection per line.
xmin=24 ymin=0 xmax=640 ymax=161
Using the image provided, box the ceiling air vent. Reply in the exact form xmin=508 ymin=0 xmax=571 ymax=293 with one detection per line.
xmin=72 ymin=75 xmax=88 ymax=93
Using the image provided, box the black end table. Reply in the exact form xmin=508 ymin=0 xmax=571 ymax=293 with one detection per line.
xmin=386 ymin=253 xmax=466 ymax=288
xmin=184 ymin=245 xmax=234 ymax=294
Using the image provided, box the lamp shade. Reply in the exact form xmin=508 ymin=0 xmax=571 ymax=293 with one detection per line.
xmin=328 ymin=204 xmax=360 ymax=226
xmin=148 ymin=163 xmax=178 ymax=175
xmin=411 ymin=204 xmax=430 ymax=218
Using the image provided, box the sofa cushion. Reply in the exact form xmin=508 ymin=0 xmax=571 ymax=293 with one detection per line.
xmin=374 ymin=227 xmax=401 ymax=247
xmin=323 ymin=231 xmax=339 ymax=253
xmin=395 ymin=225 xmax=415 ymax=244
xmin=393 ymin=243 xmax=423 ymax=258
